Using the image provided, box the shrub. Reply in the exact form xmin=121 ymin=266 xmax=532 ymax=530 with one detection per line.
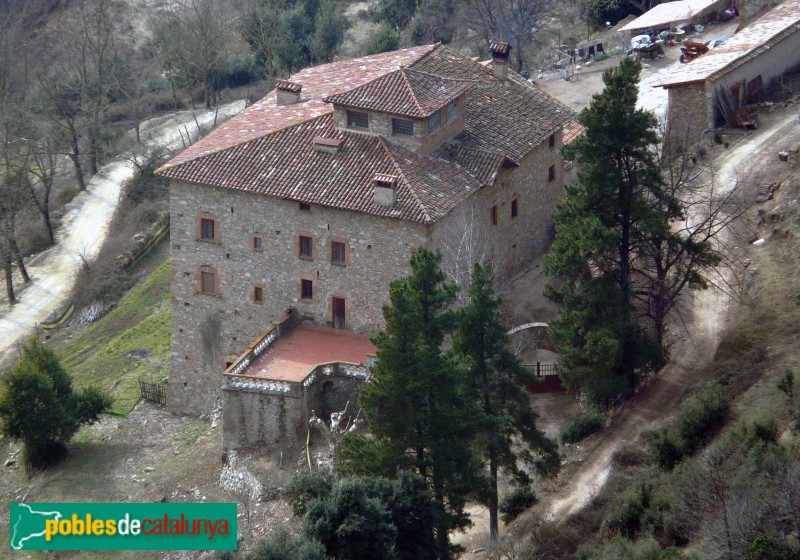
xmin=499 ymin=486 xmax=536 ymax=524
xmin=607 ymin=479 xmax=664 ymax=539
xmin=648 ymin=429 xmax=684 ymax=470
xmin=0 ymin=338 xmax=112 ymax=468
xmin=749 ymin=531 xmax=796 ymax=560
xmin=217 ymin=527 xmax=330 ymax=560
xmin=366 ymin=25 xmax=399 ymax=55
xmin=284 ymin=470 xmax=335 ymax=517
xmin=577 ymin=535 xmax=682 ymax=560
xmin=791 ymin=398 xmax=800 ymax=433
xmin=777 ymin=369 xmax=794 ymax=399
xmin=611 ymin=443 xmax=651 ymax=468
xmin=561 ymin=412 xmax=604 ymax=444
xmin=675 ymin=383 xmax=728 ymax=455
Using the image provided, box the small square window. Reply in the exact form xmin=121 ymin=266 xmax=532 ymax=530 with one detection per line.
xmin=299 ymin=235 xmax=313 ymax=259
xmin=447 ymin=102 xmax=458 ymax=124
xmin=392 ymin=118 xmax=414 ymax=136
xmin=347 ymin=110 xmax=369 ymax=130
xmin=299 ymin=202 xmax=311 ymax=212
xmin=200 ymin=218 xmax=215 ymax=241
xmin=252 ymin=236 xmax=264 ymax=250
xmin=428 ymin=113 xmax=441 ymax=136
xmin=491 ymin=205 xmax=498 ymax=226
xmin=301 ymin=279 xmax=313 ymax=300
xmin=549 ymin=133 xmax=555 ymax=149
xmin=511 ymin=198 xmax=518 ymax=218
xmin=253 ymin=286 xmax=264 ymax=303
xmin=548 ymin=165 xmax=556 ymax=182
xmin=331 ymin=241 xmax=346 ymax=265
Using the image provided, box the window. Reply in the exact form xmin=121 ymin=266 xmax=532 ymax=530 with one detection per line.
xmin=253 ymin=285 xmax=264 ymax=304
xmin=301 ymin=279 xmax=313 ymax=300
xmin=299 ymin=235 xmax=313 ymax=259
xmin=549 ymin=133 xmax=556 ymax=149
xmin=392 ymin=118 xmax=414 ymax=136
xmin=331 ymin=241 xmax=346 ymax=265
xmin=548 ymin=164 xmax=556 ymax=182
xmin=200 ymin=218 xmax=215 ymax=240
xmin=252 ymin=235 xmax=264 ymax=251
xmin=299 ymin=202 xmax=311 ymax=212
xmin=347 ymin=110 xmax=369 ymax=130
xmin=511 ymin=198 xmax=518 ymax=218
xmin=198 ymin=266 xmax=218 ymax=296
xmin=447 ymin=101 xmax=458 ymax=124
xmin=491 ymin=205 xmax=498 ymax=225
xmin=428 ymin=112 xmax=441 ymax=136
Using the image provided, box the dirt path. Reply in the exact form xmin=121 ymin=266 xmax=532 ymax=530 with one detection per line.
xmin=0 ymin=101 xmax=246 ymax=366
xmin=544 ymin=108 xmax=800 ymax=521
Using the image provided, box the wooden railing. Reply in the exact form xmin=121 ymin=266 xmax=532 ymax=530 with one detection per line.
xmin=139 ymin=380 xmax=167 ymax=405
xmin=526 ymin=362 xmax=558 ymax=377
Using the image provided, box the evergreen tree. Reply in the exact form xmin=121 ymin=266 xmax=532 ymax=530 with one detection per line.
xmin=544 ymin=58 xmax=672 ymax=406
xmin=0 ymin=338 xmax=112 ymax=468
xmin=342 ymin=249 xmax=482 ymax=559
xmin=454 ymin=263 xmax=559 ymax=538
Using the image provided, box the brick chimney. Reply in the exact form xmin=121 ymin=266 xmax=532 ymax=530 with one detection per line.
xmin=490 ymin=41 xmax=511 ymax=82
xmin=373 ymin=174 xmax=398 ymax=207
xmin=276 ymin=80 xmax=302 ymax=106
xmin=313 ymin=136 xmax=342 ymax=155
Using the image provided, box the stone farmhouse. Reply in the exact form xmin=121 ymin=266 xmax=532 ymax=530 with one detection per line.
xmin=655 ymin=0 xmax=800 ymax=145
xmin=157 ymin=42 xmax=577 ymax=449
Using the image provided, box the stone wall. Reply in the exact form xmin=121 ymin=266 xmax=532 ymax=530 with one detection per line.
xmin=666 ymin=83 xmax=711 ymax=148
xmin=169 ymin=181 xmax=427 ymax=415
xmin=430 ymin=131 xmax=564 ymax=279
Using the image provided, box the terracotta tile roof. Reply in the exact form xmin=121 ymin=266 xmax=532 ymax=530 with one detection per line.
xmin=563 ymin=121 xmax=586 ymax=144
xmin=160 ymin=113 xmax=481 ymax=224
xmin=490 ymin=41 xmax=511 ymax=55
xmin=159 ymin=44 xmax=437 ymax=170
xmin=410 ymin=47 xmax=575 ymax=163
xmin=158 ymin=43 xmax=576 ymax=223
xmin=323 ymin=67 xmax=474 ymax=118
xmin=653 ymin=0 xmax=800 ymax=88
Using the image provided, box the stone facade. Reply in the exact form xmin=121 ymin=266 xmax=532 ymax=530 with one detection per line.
xmin=169 ymin=182 xmax=428 ymax=415
xmin=666 ymin=83 xmax=711 ymax=148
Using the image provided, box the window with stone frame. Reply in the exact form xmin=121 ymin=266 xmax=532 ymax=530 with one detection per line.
xmin=252 ymin=234 xmax=264 ymax=251
xmin=347 ymin=110 xmax=369 ymax=130
xmin=446 ymin=101 xmax=458 ymax=124
xmin=548 ymin=164 xmax=556 ymax=182
xmin=428 ymin=112 xmax=441 ymax=136
xmin=198 ymin=266 xmax=219 ymax=296
xmin=392 ymin=118 xmax=414 ymax=136
xmin=491 ymin=204 xmax=498 ymax=225
xmin=301 ymin=279 xmax=313 ymax=300
xmin=331 ymin=240 xmax=346 ymax=265
xmin=299 ymin=235 xmax=313 ymax=259
xmin=549 ymin=133 xmax=555 ymax=149
xmin=299 ymin=202 xmax=311 ymax=212
xmin=511 ymin=198 xmax=519 ymax=218
xmin=196 ymin=213 xmax=220 ymax=243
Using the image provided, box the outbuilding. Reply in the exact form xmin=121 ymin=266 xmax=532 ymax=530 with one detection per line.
xmin=619 ymin=0 xmax=731 ymax=37
xmin=654 ymin=0 xmax=800 ymax=146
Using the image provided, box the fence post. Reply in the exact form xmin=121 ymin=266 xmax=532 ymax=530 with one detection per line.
xmin=536 ymin=362 xmax=541 ymax=377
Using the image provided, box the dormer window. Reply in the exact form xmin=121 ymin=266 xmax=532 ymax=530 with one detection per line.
xmin=447 ymin=102 xmax=458 ymax=124
xmin=428 ymin=113 xmax=441 ymax=136
xmin=392 ymin=118 xmax=414 ymax=136
xmin=347 ymin=110 xmax=369 ymax=130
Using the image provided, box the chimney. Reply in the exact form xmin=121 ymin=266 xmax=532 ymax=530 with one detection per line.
xmin=373 ymin=174 xmax=398 ymax=207
xmin=276 ymin=79 xmax=302 ymax=105
xmin=490 ymin=41 xmax=511 ymax=82
xmin=313 ymin=136 xmax=342 ymax=155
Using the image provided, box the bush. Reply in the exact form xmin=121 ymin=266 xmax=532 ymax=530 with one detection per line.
xmin=284 ymin=470 xmax=335 ymax=517
xmin=611 ymin=443 xmax=651 ymax=468
xmin=777 ymin=369 xmax=794 ymax=399
xmin=217 ymin=527 xmax=330 ymax=560
xmin=577 ymin=535 xmax=681 ymax=560
xmin=499 ymin=486 xmax=537 ymax=524
xmin=607 ymin=480 xmax=662 ymax=538
xmin=675 ymin=383 xmax=728 ymax=455
xmin=561 ymin=412 xmax=604 ymax=444
xmin=366 ymin=25 xmax=399 ymax=55
xmin=0 ymin=338 xmax=112 ymax=468
xmin=749 ymin=531 xmax=796 ymax=560
xmin=648 ymin=429 xmax=684 ymax=470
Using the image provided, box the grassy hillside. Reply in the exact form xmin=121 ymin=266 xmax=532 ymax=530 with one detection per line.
xmin=55 ymin=260 xmax=171 ymax=414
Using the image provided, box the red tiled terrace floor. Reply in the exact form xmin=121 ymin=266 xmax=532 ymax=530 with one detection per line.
xmin=244 ymin=324 xmax=376 ymax=382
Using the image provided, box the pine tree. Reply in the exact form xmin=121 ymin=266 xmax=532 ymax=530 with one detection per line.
xmin=454 ymin=263 xmax=559 ymax=538
xmin=544 ymin=58 xmax=673 ymax=406
xmin=342 ymin=249 xmax=482 ymax=559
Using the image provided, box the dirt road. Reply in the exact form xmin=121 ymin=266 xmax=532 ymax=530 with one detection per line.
xmin=544 ymin=108 xmax=800 ymax=521
xmin=0 ymin=101 xmax=246 ymax=366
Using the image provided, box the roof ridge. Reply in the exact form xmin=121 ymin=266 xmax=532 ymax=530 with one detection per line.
xmin=399 ymin=68 xmax=426 ymax=116
xmin=402 ymin=66 xmax=478 ymax=83
xmin=378 ymin=137 xmax=433 ymax=224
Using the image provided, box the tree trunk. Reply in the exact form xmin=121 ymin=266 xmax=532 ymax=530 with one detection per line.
xmin=3 ymin=251 xmax=16 ymax=305
xmin=489 ymin=449 xmax=499 ymax=539
xmin=434 ymin=478 xmax=451 ymax=560
xmin=42 ymin=204 xmax=55 ymax=245
xmin=10 ymin=240 xmax=30 ymax=284
xmin=87 ymin=127 xmax=99 ymax=176
xmin=68 ymin=127 xmax=87 ymax=191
